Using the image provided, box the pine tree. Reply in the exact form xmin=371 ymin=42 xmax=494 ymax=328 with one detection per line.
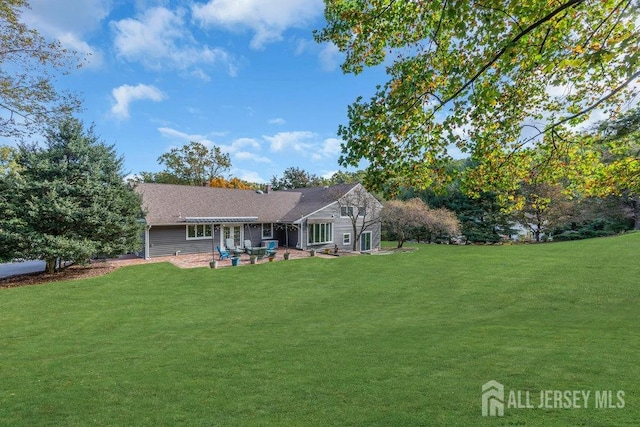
xmin=0 ymin=118 xmax=142 ymax=273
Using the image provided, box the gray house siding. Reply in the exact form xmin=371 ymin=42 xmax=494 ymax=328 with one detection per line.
xmin=276 ymin=224 xmax=299 ymax=248
xmin=300 ymin=201 xmax=381 ymax=252
xmin=148 ymin=225 xmax=220 ymax=258
xmin=302 ymin=203 xmax=340 ymax=251
xmin=243 ymin=224 xmax=263 ymax=248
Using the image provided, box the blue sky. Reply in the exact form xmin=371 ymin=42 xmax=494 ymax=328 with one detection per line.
xmin=19 ymin=0 xmax=388 ymax=183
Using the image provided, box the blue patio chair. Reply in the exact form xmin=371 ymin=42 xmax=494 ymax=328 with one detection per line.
xmin=216 ymin=246 xmax=230 ymax=260
xmin=265 ymin=241 xmax=277 ymax=256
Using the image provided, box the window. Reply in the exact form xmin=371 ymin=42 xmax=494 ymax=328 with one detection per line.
xmin=262 ymin=223 xmax=273 ymax=239
xmin=187 ymin=224 xmax=212 ymax=240
xmin=358 ymin=206 xmax=366 ymax=217
xmin=308 ymin=223 xmax=333 ymax=245
xmin=340 ymin=206 xmax=354 ymax=217
xmin=343 ymin=233 xmax=351 ymax=245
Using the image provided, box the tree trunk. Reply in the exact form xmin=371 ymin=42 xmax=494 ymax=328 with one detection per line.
xmin=352 ymin=223 xmax=358 ymax=251
xmin=397 ymin=239 xmax=404 ymax=248
xmin=45 ymin=257 xmax=57 ymax=274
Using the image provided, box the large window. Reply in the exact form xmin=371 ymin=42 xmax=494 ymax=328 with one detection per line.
xmin=187 ymin=224 xmax=212 ymax=240
xmin=262 ymin=223 xmax=273 ymax=239
xmin=308 ymin=222 xmax=333 ymax=245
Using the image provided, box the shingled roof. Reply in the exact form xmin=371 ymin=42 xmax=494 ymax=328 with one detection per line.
xmin=135 ymin=182 xmax=359 ymax=225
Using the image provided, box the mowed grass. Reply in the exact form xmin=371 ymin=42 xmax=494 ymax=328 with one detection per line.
xmin=1 ymin=234 xmax=639 ymax=426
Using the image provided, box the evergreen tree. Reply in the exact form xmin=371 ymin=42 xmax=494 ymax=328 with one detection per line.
xmin=0 ymin=118 xmax=142 ymax=273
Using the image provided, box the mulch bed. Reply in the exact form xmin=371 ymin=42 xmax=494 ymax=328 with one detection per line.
xmin=0 ymin=263 xmax=117 ymax=289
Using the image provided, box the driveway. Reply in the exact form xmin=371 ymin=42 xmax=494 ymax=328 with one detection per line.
xmin=0 ymin=260 xmax=45 ymax=279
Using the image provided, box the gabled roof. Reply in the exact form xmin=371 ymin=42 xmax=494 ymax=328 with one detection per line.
xmin=135 ymin=182 xmax=359 ymax=225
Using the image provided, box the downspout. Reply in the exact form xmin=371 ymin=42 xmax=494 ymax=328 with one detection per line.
xmin=145 ymin=225 xmax=151 ymax=259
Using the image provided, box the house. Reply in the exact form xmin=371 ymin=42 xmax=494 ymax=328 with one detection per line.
xmin=135 ymin=182 xmax=382 ymax=258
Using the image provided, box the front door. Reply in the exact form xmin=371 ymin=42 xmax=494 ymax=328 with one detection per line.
xmin=360 ymin=231 xmax=372 ymax=252
xmin=222 ymin=225 xmax=243 ymax=247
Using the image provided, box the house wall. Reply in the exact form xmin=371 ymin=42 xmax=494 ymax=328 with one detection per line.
xmin=243 ymin=224 xmax=264 ymax=248
xmin=148 ymin=225 xmax=220 ymax=258
xmin=146 ymin=223 xmax=290 ymax=257
xmin=301 ymin=202 xmax=382 ymax=252
xmin=273 ymin=224 xmax=299 ymax=248
xmin=301 ymin=203 xmax=349 ymax=251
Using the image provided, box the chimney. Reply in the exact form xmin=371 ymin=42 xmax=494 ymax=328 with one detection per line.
xmin=265 ymin=184 xmax=272 ymax=194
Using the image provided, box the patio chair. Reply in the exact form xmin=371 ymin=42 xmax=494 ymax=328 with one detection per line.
xmin=216 ymin=246 xmax=230 ymax=260
xmin=265 ymin=241 xmax=277 ymax=257
xmin=225 ymin=238 xmax=236 ymax=250
xmin=226 ymin=238 xmax=243 ymax=257
xmin=243 ymin=239 xmax=253 ymax=253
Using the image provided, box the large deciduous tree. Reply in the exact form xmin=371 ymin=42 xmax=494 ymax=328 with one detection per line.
xmin=270 ymin=166 xmax=321 ymax=190
xmin=0 ymin=118 xmax=143 ymax=273
xmin=148 ymin=141 xmax=231 ymax=186
xmin=513 ymin=182 xmax=575 ymax=242
xmin=382 ymin=198 xmax=459 ymax=247
xmin=0 ymin=0 xmax=83 ymax=139
xmin=569 ymin=107 xmax=640 ymax=228
xmin=316 ymin=1 xmax=639 ymax=196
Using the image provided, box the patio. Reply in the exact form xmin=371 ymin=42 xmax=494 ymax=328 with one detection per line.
xmin=108 ymin=248 xmax=353 ymax=270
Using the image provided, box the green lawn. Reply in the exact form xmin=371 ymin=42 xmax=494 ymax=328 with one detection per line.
xmin=1 ymin=234 xmax=639 ymax=426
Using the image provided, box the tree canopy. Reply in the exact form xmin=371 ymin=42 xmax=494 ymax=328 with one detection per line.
xmin=316 ymin=0 xmax=640 ymax=196
xmin=0 ymin=118 xmax=142 ymax=272
xmin=209 ymin=176 xmax=257 ymax=190
xmin=0 ymin=0 xmax=83 ymax=139
xmin=382 ymin=198 xmax=460 ymax=247
xmin=140 ymin=141 xmax=231 ymax=186
xmin=270 ymin=166 xmax=321 ymax=190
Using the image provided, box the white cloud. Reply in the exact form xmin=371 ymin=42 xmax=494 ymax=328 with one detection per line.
xmin=22 ymin=0 xmax=109 ymax=70
xmin=231 ymin=138 xmax=261 ymax=150
xmin=25 ymin=0 xmax=111 ymax=34
xmin=158 ymin=130 xmax=264 ymax=157
xmin=319 ymin=137 xmax=342 ymax=157
xmin=233 ymin=169 xmax=267 ymax=183
xmin=295 ymin=38 xmax=313 ymax=55
xmin=268 ymin=118 xmax=286 ymax=125
xmin=264 ymin=131 xmax=316 ymax=152
xmin=57 ymin=32 xmax=104 ymax=69
xmin=111 ymin=84 xmax=166 ymax=119
xmin=112 ymin=6 xmax=236 ymax=77
xmin=312 ymin=137 xmax=342 ymax=160
xmin=236 ymin=151 xmax=272 ymax=163
xmin=318 ymin=43 xmax=341 ymax=72
xmin=158 ymin=127 xmax=219 ymax=146
xmin=192 ymin=0 xmax=324 ymax=49
xmin=321 ymin=170 xmax=339 ymax=179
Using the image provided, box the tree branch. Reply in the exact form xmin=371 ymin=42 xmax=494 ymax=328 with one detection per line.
xmin=402 ymin=0 xmax=585 ymax=122
xmin=439 ymin=0 xmax=585 ymax=111
xmin=548 ymin=69 xmax=640 ymax=132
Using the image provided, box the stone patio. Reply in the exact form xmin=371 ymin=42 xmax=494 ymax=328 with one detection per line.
xmin=106 ymin=248 xmax=355 ymax=270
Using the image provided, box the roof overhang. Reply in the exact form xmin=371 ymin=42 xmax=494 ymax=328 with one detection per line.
xmin=306 ymin=218 xmax=335 ymax=224
xmin=184 ymin=216 xmax=259 ymax=223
